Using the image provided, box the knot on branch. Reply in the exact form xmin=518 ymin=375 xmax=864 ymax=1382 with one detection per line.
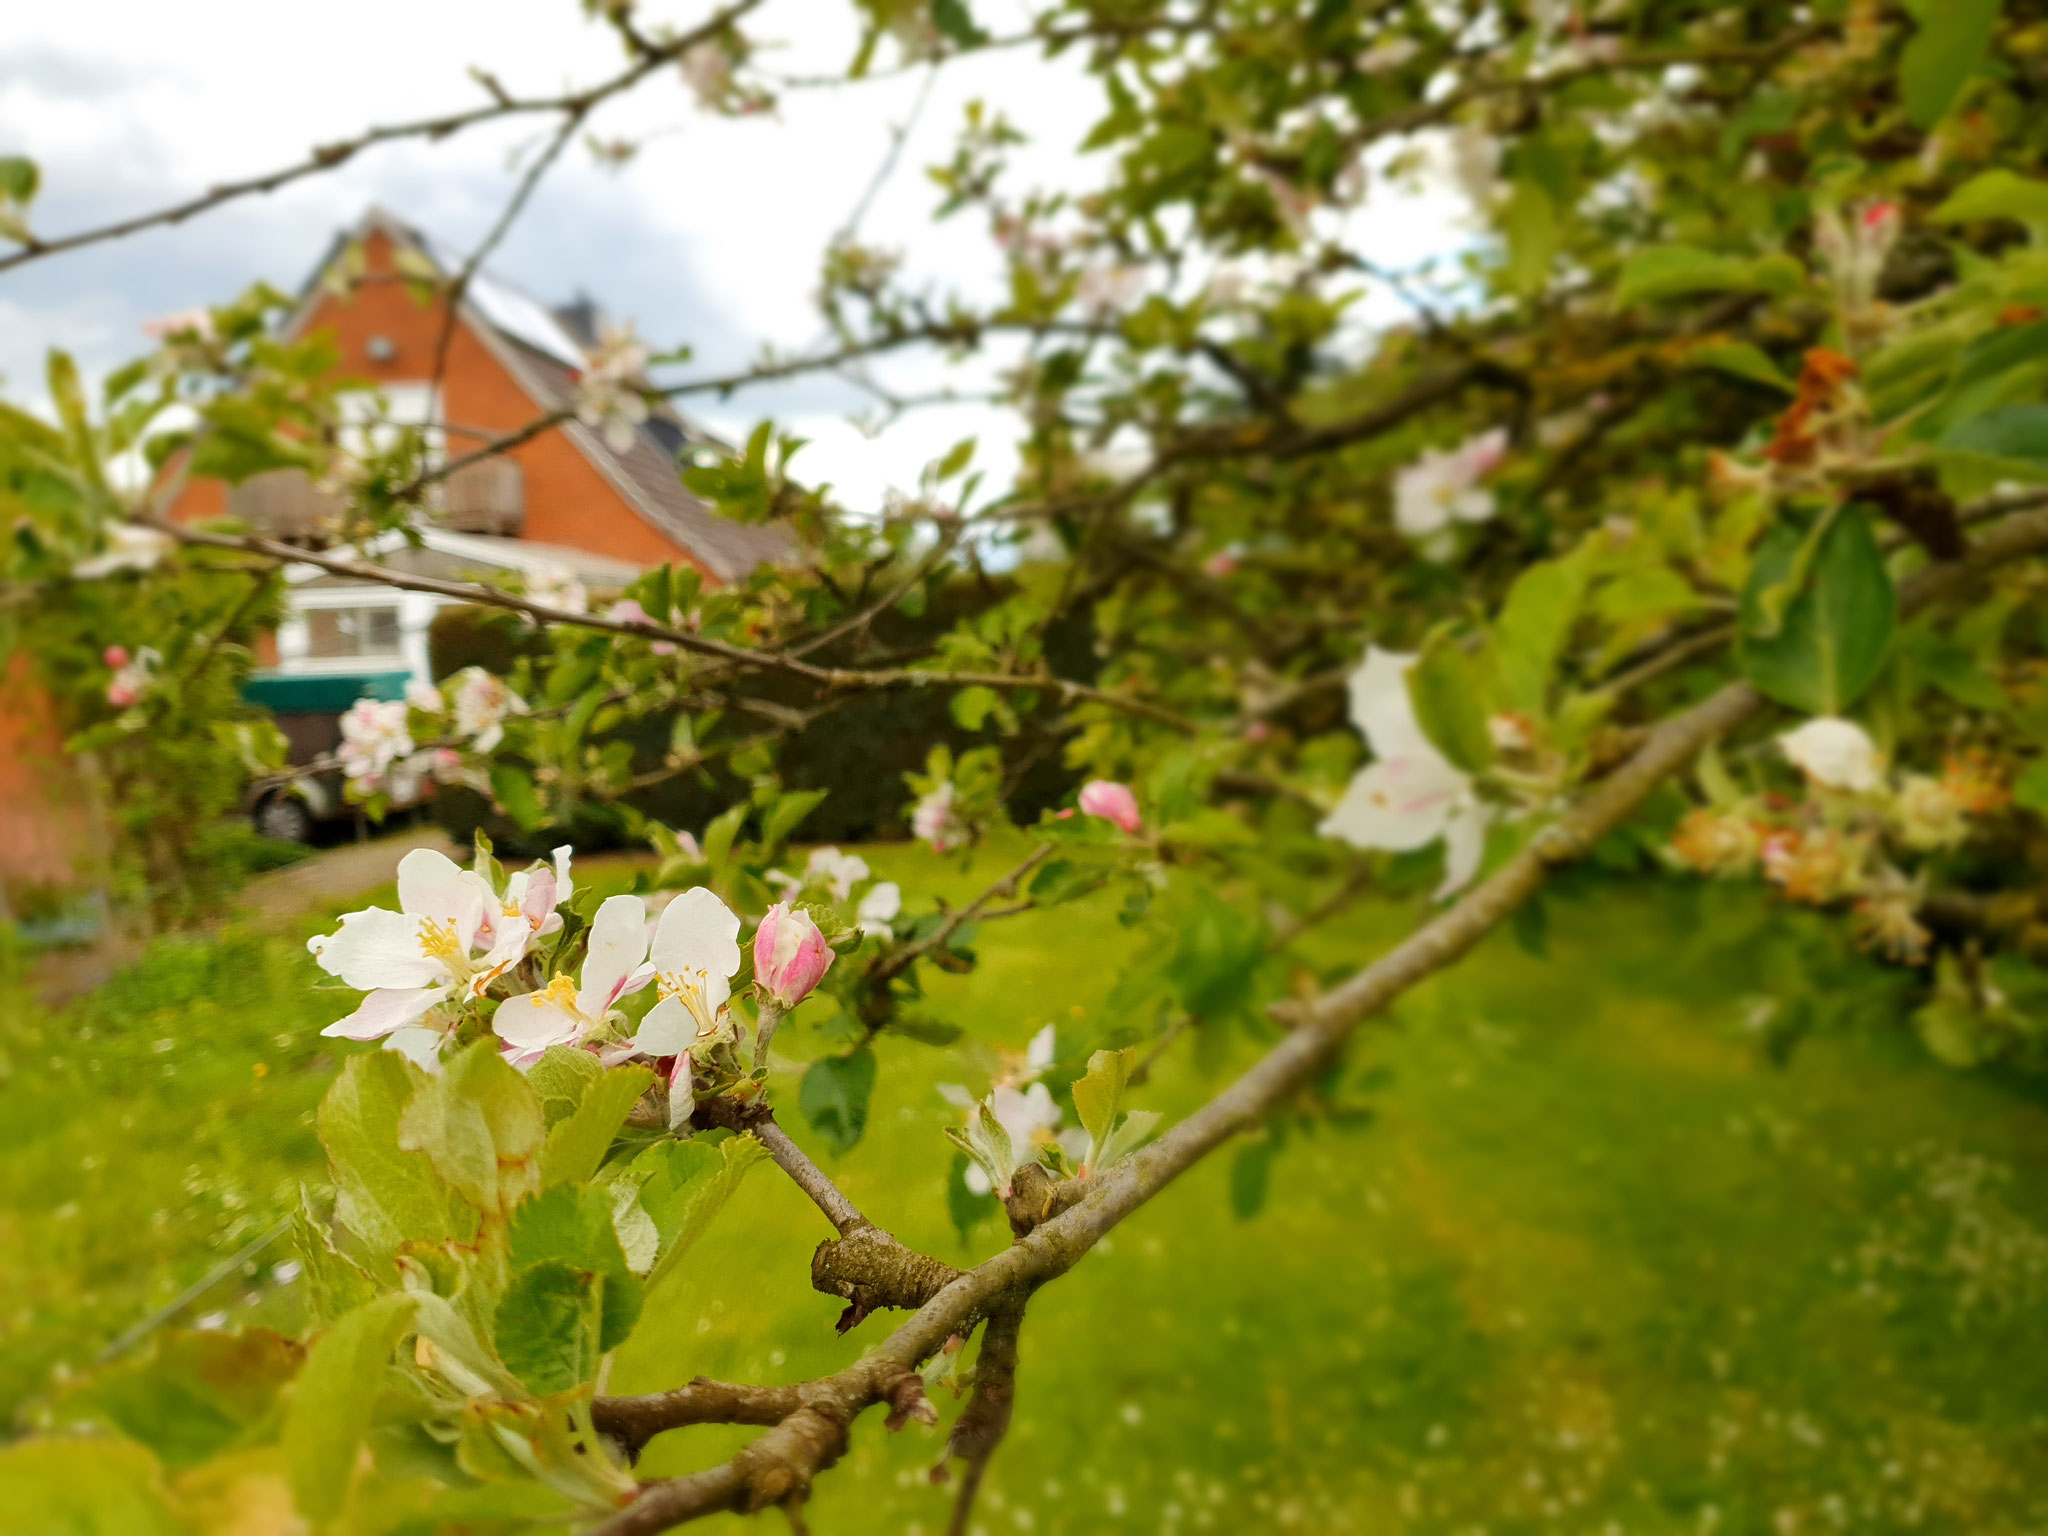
xmin=811 ymin=1226 xmax=965 ymax=1333
xmin=734 ymin=1406 xmax=846 ymax=1513
xmin=883 ymin=1370 xmax=939 ymax=1430
xmin=1001 ymin=1163 xmax=1087 ymax=1239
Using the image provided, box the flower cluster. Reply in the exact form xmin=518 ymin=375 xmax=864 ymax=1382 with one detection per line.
xmin=337 ymin=698 xmax=417 ymax=797
xmin=305 ymin=845 xmax=841 ymax=1127
xmin=103 ymin=644 xmax=160 ymax=710
xmin=1669 ymin=717 xmax=2009 ymax=964
xmin=1392 ymin=428 xmax=1508 ymax=554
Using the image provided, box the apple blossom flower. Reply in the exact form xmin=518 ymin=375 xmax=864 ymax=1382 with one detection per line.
xmin=804 ymin=846 xmax=871 ymax=902
xmin=856 ymin=880 xmax=902 ymax=937
xmin=1078 ymin=780 xmax=1143 ymax=834
xmin=1321 ymin=647 xmax=1493 ymax=899
xmin=572 ymin=323 xmax=652 ymax=452
xmin=524 ymin=564 xmax=588 ymax=618
xmin=754 ymin=902 xmax=834 ymax=1012
xmin=449 ymin=666 xmax=527 ymax=753
xmin=1075 ymin=262 xmax=1146 ymax=317
xmin=494 ymin=893 xmax=658 ymax=1064
xmin=912 ymin=781 xmax=968 ymax=852
xmin=1393 ymin=429 xmax=1509 ymax=553
xmin=473 ymin=844 xmax=575 ymax=969
xmin=679 ymin=38 xmax=734 ymax=108
xmin=1814 ymin=201 xmax=1901 ymax=307
xmin=337 ymin=698 xmax=414 ymax=793
xmin=75 ymin=523 xmax=172 ymax=580
xmin=405 ymin=678 xmax=443 ymax=713
xmin=105 ymin=645 xmax=161 ymax=709
xmin=1892 ymin=774 xmax=1969 ymax=851
xmin=628 ymin=888 xmax=744 ymax=1122
xmin=1779 ymin=716 xmax=1882 ymax=794
xmin=309 ymin=848 xmax=500 ymax=1056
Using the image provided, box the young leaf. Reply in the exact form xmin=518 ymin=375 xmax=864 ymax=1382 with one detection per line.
xmin=801 ymin=1047 xmax=878 ymax=1156
xmin=493 ymin=1262 xmax=602 ymax=1398
xmin=1493 ymin=555 xmax=1587 ymax=715
xmin=1407 ymin=633 xmax=1495 ymax=773
xmin=507 ymin=1186 xmax=644 ymax=1354
xmin=318 ymin=1053 xmax=468 ymax=1264
xmin=1737 ymin=509 xmax=1896 ymax=714
xmin=1899 ymin=0 xmax=1999 ymax=129
xmin=283 ymin=1291 xmax=417 ymax=1520
xmin=1071 ymin=1048 xmax=1135 ymax=1165
xmin=397 ymin=1040 xmax=545 ymax=1214
xmin=641 ymin=1136 xmax=768 ymax=1292
xmin=526 ymin=1045 xmax=605 ymax=1129
xmin=541 ymin=1063 xmax=653 ymax=1188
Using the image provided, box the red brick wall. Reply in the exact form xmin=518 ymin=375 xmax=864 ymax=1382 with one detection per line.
xmin=170 ymin=226 xmax=704 ymax=573
xmin=0 ymin=653 xmax=93 ymax=893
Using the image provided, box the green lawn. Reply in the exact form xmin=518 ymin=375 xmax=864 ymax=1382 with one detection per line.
xmin=5 ymin=841 xmax=2048 ymax=1533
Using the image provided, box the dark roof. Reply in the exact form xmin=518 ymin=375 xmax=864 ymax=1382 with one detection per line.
xmin=288 ymin=207 xmax=797 ymax=584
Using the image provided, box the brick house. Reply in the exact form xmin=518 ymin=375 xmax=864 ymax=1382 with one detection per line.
xmin=3 ymin=206 xmax=789 ymax=882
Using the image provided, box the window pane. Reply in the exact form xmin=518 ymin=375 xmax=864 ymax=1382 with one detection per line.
xmin=304 ymin=606 xmax=401 ymax=660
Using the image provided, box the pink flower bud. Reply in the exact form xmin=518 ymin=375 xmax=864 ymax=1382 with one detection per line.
xmin=1078 ymin=780 xmax=1142 ymax=833
xmin=1204 ymin=551 xmax=1239 ymax=578
xmin=103 ymin=645 xmax=129 ymax=669
xmin=1861 ymin=201 xmax=1900 ymax=234
xmin=106 ymin=684 xmax=138 ymax=708
xmin=753 ymin=901 xmax=834 ymax=1009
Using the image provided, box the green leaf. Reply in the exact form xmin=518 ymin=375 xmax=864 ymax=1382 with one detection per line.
xmin=293 ymin=1191 xmax=376 ymax=1325
xmin=1499 ymin=181 xmax=1559 ymax=297
xmin=318 ymin=1053 xmax=468 ymax=1264
xmin=526 ymin=1045 xmax=605 ymax=1129
xmin=541 ymin=1064 xmax=653 ymax=1188
xmin=1939 ymin=404 xmax=2048 ymax=481
xmin=761 ymin=788 xmax=828 ymax=851
xmin=493 ymin=1262 xmax=602 ymax=1397
xmin=1899 ymin=0 xmax=2000 ymax=128
xmin=0 ymin=154 xmax=39 ymax=205
xmin=934 ymin=435 xmax=977 ymax=479
xmin=1932 ymin=169 xmax=2048 ymax=240
xmin=1688 ymin=341 xmax=1795 ymax=393
xmin=1406 ymin=633 xmax=1495 ymax=773
xmin=1494 ymin=555 xmax=1587 ymax=715
xmin=0 ymin=1436 xmax=186 ymax=1535
xmin=1737 ymin=509 xmax=1897 ymax=714
xmin=1230 ymin=1138 xmax=1273 ymax=1221
xmin=2014 ymin=757 xmax=2048 ymax=815
xmin=1614 ymin=246 xmax=1803 ymax=309
xmin=640 ymin=1136 xmax=768 ymax=1292
xmin=507 ymin=1186 xmax=644 ymax=1354
xmin=950 ymin=684 xmax=1003 ymax=732
xmin=284 ymin=1291 xmax=417 ymax=1521
xmin=1071 ymin=1047 xmax=1135 ymax=1164
xmin=68 ymin=1328 xmax=301 ymax=1469
xmin=801 ymin=1047 xmax=877 ymax=1156
xmin=489 ymin=766 xmax=547 ymax=835
xmin=1167 ymin=888 xmax=1265 ymax=1020
xmin=397 ymin=1040 xmax=545 ymax=1214
xmin=701 ymin=801 xmax=750 ymax=872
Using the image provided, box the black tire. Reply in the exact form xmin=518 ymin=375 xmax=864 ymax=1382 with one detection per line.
xmin=254 ymin=792 xmax=318 ymax=844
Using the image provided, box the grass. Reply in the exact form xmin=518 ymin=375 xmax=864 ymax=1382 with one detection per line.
xmin=5 ymin=839 xmax=2048 ymax=1533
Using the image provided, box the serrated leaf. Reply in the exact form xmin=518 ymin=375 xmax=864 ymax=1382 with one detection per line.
xmin=283 ymin=1291 xmax=417 ymax=1520
xmin=507 ymin=1186 xmax=643 ymax=1354
xmin=1737 ymin=509 xmax=1896 ymax=715
xmin=642 ymin=1136 xmax=768 ymax=1292
xmin=493 ymin=1263 xmax=602 ymax=1398
xmin=801 ymin=1047 xmax=877 ymax=1156
xmin=526 ymin=1045 xmax=604 ymax=1130
xmin=318 ymin=1053 xmax=468 ymax=1265
xmin=397 ymin=1040 xmax=545 ymax=1214
xmin=293 ymin=1192 xmax=376 ymax=1325
xmin=541 ymin=1064 xmax=653 ymax=1188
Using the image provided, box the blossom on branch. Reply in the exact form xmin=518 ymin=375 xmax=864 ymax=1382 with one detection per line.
xmin=1321 ymin=647 xmax=1493 ymax=898
xmin=104 ymin=645 xmax=161 ymax=708
xmin=495 ymin=893 xmax=657 ymax=1064
xmin=524 ymin=564 xmax=588 ymax=618
xmin=1078 ymin=780 xmax=1142 ymax=833
xmin=754 ymin=901 xmax=834 ymax=1010
xmin=572 ymin=323 xmax=652 ymax=452
xmin=805 ymin=846 xmax=870 ymax=901
xmin=856 ymin=880 xmax=902 ymax=937
xmin=1392 ymin=428 xmax=1508 ymax=555
xmin=449 ymin=666 xmax=526 ymax=753
xmin=1778 ymin=716 xmax=1882 ymax=794
xmin=337 ymin=698 xmax=415 ymax=794
xmin=912 ymin=781 xmax=967 ymax=852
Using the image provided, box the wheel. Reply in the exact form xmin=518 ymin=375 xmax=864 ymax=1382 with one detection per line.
xmin=254 ymin=792 xmax=317 ymax=844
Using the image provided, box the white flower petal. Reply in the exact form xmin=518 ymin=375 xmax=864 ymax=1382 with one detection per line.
xmin=310 ymin=908 xmax=444 ymax=991
xmin=579 ymin=894 xmax=651 ymax=1017
xmin=1434 ymin=800 xmax=1493 ymax=900
xmin=320 ymin=985 xmax=445 ymax=1041
xmin=383 ymin=1025 xmax=446 ymax=1071
xmin=632 ymin=997 xmax=694 ymax=1057
xmin=1320 ymin=757 xmax=1463 ymax=852
xmin=856 ymin=881 xmax=902 ymax=935
xmin=1026 ymin=1023 xmax=1056 ymax=1078
xmin=1778 ymin=716 xmax=1882 ymax=793
xmin=1344 ymin=647 xmax=1437 ymax=764
xmin=964 ymin=1162 xmax=992 ymax=1197
xmin=649 ymin=886 xmax=743 ymax=980
xmin=495 ymin=991 xmax=586 ymax=1054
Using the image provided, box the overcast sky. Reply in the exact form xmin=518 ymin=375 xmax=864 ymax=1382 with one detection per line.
xmin=0 ymin=0 xmax=1457 ymax=509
